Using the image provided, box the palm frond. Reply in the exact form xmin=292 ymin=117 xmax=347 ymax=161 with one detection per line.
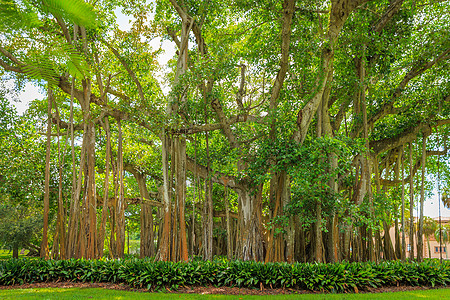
xmin=0 ymin=0 xmax=41 ymax=31
xmin=53 ymin=41 xmax=91 ymax=79
xmin=20 ymin=57 xmax=59 ymax=86
xmin=40 ymin=0 xmax=98 ymax=28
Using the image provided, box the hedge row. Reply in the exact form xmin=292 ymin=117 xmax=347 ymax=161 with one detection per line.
xmin=1 ymin=258 xmax=449 ymax=292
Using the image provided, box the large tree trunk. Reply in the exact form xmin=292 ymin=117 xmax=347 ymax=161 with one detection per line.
xmin=131 ymin=171 xmax=155 ymax=258
xmin=70 ymin=78 xmax=98 ymax=259
xmin=12 ymin=244 xmax=19 ymax=259
xmin=265 ymin=172 xmax=286 ymax=262
xmin=265 ymin=171 xmax=293 ymax=263
xmin=284 ymin=181 xmax=295 ymax=263
xmin=236 ymin=187 xmax=264 ymax=261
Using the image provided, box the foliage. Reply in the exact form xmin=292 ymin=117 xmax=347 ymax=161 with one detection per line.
xmin=0 ymin=98 xmax=48 ymax=253
xmin=1 ymin=259 xmax=450 ymax=292
xmin=435 ymin=227 xmax=449 ymax=244
xmin=247 ymin=136 xmax=365 ymax=228
xmin=0 ymin=204 xmax=42 ymax=252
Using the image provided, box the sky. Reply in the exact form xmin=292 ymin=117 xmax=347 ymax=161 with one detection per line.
xmin=5 ymin=7 xmax=450 ymax=219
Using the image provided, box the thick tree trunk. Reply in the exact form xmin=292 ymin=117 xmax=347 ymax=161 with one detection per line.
xmin=132 ymin=171 xmax=155 ymax=258
xmin=72 ymin=79 xmax=98 ymax=260
xmin=383 ymin=219 xmax=396 ymax=260
xmin=236 ymin=187 xmax=264 ymax=261
xmin=375 ymin=230 xmax=382 ymax=261
xmin=12 ymin=244 xmax=19 ymax=259
xmin=283 ymin=177 xmax=294 ymax=263
xmin=296 ymin=218 xmax=306 ymax=262
xmin=265 ymin=172 xmax=286 ymax=262
xmin=314 ymin=202 xmax=323 ymax=262
xmin=341 ymin=221 xmax=352 ymax=261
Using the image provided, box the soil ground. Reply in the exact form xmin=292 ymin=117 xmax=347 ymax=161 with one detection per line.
xmin=1 ymin=282 xmax=449 ymax=296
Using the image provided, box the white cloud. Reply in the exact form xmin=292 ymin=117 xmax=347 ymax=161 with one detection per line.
xmin=5 ymin=80 xmax=45 ymax=115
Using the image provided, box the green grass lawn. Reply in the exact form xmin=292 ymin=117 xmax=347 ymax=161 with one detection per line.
xmin=0 ymin=288 xmax=449 ymax=299
xmin=0 ymin=249 xmax=29 ymax=260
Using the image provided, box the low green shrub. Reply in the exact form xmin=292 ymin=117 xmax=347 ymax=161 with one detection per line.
xmin=0 ymin=258 xmax=449 ymax=292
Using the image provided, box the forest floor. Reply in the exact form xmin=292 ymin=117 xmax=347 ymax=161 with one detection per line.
xmin=1 ymin=281 xmax=449 ymax=296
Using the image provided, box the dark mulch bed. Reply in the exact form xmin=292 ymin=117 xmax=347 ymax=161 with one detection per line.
xmin=1 ymin=282 xmax=449 ymax=295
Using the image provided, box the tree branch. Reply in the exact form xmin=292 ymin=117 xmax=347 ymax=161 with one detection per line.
xmin=268 ymin=0 xmax=295 ymax=138
xmin=186 ymin=155 xmax=242 ymax=190
xmin=370 ymin=119 xmax=450 ymax=154
xmin=352 ymin=48 xmax=450 ymax=138
xmin=101 ymin=39 xmax=145 ymax=104
xmin=371 ymin=0 xmax=404 ymax=34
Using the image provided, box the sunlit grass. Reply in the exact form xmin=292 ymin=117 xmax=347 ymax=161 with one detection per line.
xmin=0 ymin=249 xmax=29 ymax=260
xmin=0 ymin=287 xmax=449 ymax=299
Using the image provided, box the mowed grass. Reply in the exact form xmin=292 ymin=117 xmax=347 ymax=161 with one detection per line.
xmin=0 ymin=249 xmax=29 ymax=260
xmin=0 ymin=288 xmax=449 ymax=300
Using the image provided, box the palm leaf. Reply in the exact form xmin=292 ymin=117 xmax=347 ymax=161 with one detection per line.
xmin=40 ymin=0 xmax=98 ymax=28
xmin=0 ymin=0 xmax=41 ymax=31
xmin=53 ymin=42 xmax=91 ymax=79
xmin=20 ymin=57 xmax=59 ymax=86
xmin=0 ymin=0 xmax=98 ymax=31
xmin=20 ymin=40 xmax=91 ymax=83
